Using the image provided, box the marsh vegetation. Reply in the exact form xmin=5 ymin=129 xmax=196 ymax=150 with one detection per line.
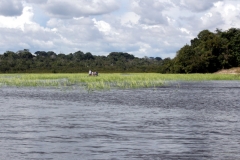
xmin=1 ymin=73 xmax=240 ymax=91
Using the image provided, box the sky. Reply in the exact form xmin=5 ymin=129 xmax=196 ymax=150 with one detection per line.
xmin=0 ymin=0 xmax=239 ymax=58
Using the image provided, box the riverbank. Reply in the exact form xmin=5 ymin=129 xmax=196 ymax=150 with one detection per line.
xmin=215 ymin=67 xmax=240 ymax=74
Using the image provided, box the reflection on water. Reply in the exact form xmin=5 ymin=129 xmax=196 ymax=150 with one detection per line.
xmin=0 ymin=81 xmax=240 ymax=160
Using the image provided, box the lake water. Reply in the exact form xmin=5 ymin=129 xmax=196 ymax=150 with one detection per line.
xmin=0 ymin=81 xmax=240 ymax=160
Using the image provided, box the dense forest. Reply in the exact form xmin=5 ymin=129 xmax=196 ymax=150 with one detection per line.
xmin=160 ymin=28 xmax=240 ymax=73
xmin=0 ymin=27 xmax=239 ymax=73
xmin=0 ymin=50 xmax=163 ymax=73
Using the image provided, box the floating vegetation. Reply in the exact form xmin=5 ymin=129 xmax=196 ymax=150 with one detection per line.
xmin=0 ymin=73 xmax=239 ymax=91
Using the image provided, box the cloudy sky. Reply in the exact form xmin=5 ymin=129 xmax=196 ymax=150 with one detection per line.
xmin=0 ymin=0 xmax=239 ymax=58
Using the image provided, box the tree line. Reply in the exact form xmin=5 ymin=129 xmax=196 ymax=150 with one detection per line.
xmin=0 ymin=50 xmax=163 ymax=73
xmin=1 ymin=27 xmax=239 ymax=73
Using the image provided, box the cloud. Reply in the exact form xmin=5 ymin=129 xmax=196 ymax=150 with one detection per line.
xmin=0 ymin=5 xmax=60 ymax=53
xmin=93 ymin=19 xmax=111 ymax=33
xmin=0 ymin=0 xmax=23 ymax=16
xmin=120 ymin=12 xmax=140 ymax=27
xmin=214 ymin=1 xmax=240 ymax=29
xmin=200 ymin=11 xmax=223 ymax=29
xmin=132 ymin=0 xmax=170 ymax=25
xmin=43 ymin=0 xmax=119 ymax=18
xmin=177 ymin=1 xmax=240 ymax=35
xmin=25 ymin=0 xmax=48 ymax=4
xmin=171 ymin=0 xmax=222 ymax=12
xmin=0 ymin=26 xmax=59 ymax=53
xmin=0 ymin=6 xmax=33 ymax=30
xmin=47 ymin=17 xmax=103 ymax=41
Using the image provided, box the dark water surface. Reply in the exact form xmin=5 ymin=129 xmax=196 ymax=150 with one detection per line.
xmin=0 ymin=81 xmax=240 ymax=160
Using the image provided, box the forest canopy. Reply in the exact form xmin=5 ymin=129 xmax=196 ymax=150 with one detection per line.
xmin=160 ymin=28 xmax=240 ymax=73
xmin=0 ymin=28 xmax=239 ymax=73
xmin=0 ymin=50 xmax=163 ymax=73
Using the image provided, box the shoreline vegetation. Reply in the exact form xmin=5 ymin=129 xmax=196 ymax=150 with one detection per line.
xmin=0 ymin=73 xmax=239 ymax=91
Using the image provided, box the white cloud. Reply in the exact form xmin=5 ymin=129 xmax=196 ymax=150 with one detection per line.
xmin=93 ymin=18 xmax=111 ymax=33
xmin=120 ymin=12 xmax=140 ymax=27
xmin=0 ymin=6 xmax=33 ymax=30
xmin=180 ymin=28 xmax=190 ymax=35
xmin=214 ymin=1 xmax=240 ymax=29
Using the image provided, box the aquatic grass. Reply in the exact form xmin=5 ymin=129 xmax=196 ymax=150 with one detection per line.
xmin=0 ymin=73 xmax=239 ymax=91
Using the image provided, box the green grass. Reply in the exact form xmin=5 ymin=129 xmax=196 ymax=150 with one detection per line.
xmin=0 ymin=73 xmax=239 ymax=91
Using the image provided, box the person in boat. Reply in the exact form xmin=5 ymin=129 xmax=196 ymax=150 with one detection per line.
xmin=89 ymin=70 xmax=92 ymax=76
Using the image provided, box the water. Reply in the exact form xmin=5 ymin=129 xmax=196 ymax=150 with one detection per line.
xmin=0 ymin=81 xmax=240 ymax=160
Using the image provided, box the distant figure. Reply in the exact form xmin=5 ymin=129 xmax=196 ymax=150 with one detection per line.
xmin=94 ymin=71 xmax=98 ymax=76
xmin=89 ymin=70 xmax=92 ymax=76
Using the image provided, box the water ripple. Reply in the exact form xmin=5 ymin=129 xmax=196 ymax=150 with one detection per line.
xmin=0 ymin=81 xmax=240 ymax=159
